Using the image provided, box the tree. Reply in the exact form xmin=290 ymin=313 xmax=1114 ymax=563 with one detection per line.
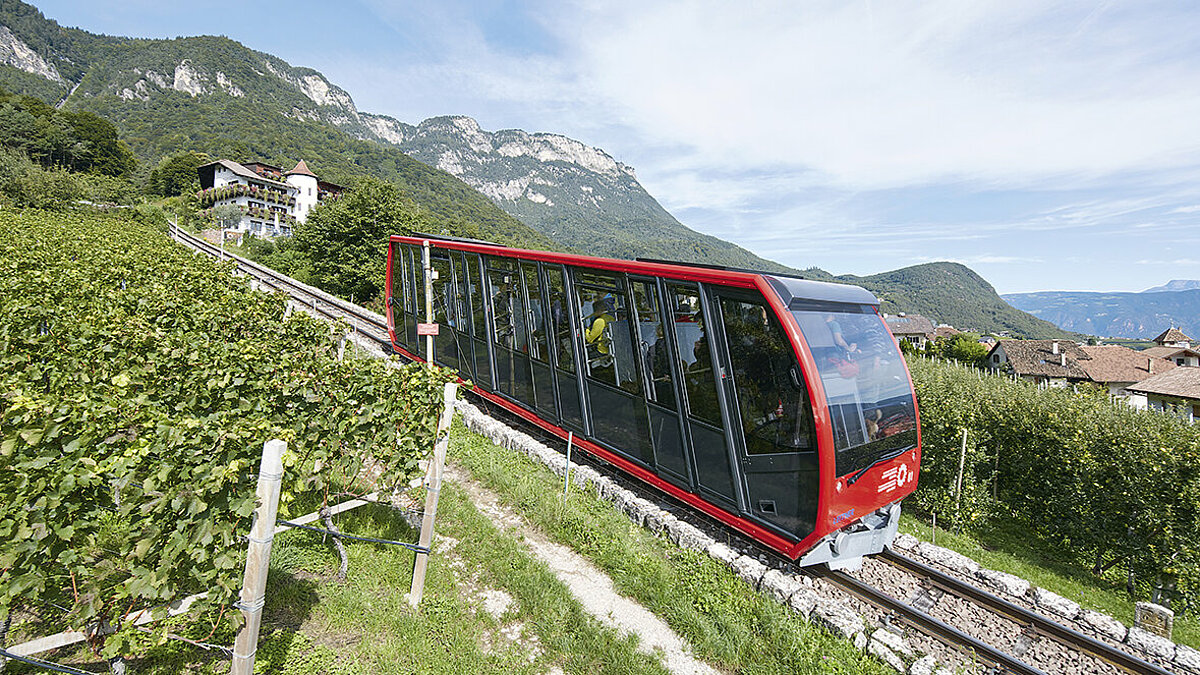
xmin=293 ymin=176 xmax=428 ymax=302
xmin=149 ymin=151 xmax=209 ymax=196
xmin=931 ymin=332 xmax=989 ymax=367
xmin=211 ymin=203 xmax=243 ymax=230
xmin=59 ymin=110 xmax=136 ymax=177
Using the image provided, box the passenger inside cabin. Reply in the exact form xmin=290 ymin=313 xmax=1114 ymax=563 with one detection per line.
xmin=583 ymin=295 xmax=615 ymax=367
xmin=826 ymin=313 xmax=857 ymax=355
xmin=492 ymin=279 xmax=516 ymax=346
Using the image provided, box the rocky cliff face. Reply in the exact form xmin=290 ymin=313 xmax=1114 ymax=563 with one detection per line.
xmin=354 ymin=112 xmax=792 ymax=269
xmin=365 ymin=114 xmax=636 ymax=208
xmin=0 ymin=24 xmax=60 ymax=81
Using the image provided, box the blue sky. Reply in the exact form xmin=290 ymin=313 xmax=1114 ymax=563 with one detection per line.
xmin=31 ymin=0 xmax=1200 ymax=294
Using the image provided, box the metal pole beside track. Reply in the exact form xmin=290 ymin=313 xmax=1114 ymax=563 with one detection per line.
xmin=423 ymin=240 xmax=434 ymax=369
xmin=563 ymin=431 xmax=574 ymax=499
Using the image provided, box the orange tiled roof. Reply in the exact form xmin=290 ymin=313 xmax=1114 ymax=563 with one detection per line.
xmin=287 ymin=159 xmax=318 ymax=178
xmin=1079 ymin=345 xmax=1176 ymax=384
xmin=1153 ymin=327 xmax=1193 ymax=345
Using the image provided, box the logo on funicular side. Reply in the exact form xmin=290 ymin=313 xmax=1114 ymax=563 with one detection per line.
xmin=877 ymin=463 xmax=912 ymax=493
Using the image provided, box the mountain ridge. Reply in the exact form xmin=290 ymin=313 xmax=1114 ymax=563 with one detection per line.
xmin=1142 ymin=279 xmax=1200 ymax=293
xmin=0 ymin=0 xmax=1070 ymax=338
xmin=1002 ymin=288 xmax=1200 ymax=338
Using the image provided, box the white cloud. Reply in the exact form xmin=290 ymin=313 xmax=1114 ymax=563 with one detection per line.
xmin=1135 ymin=258 xmax=1200 ymax=266
xmin=924 ymin=255 xmax=1045 ymax=265
xmin=553 ymin=1 xmax=1200 ymax=190
xmin=311 ymin=0 xmax=1200 ymax=292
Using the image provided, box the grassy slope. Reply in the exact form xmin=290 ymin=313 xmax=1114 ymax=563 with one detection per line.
xmin=451 ymin=425 xmax=892 ymax=674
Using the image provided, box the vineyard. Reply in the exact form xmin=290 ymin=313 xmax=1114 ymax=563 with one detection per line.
xmin=0 ymin=208 xmax=452 ymax=662
xmin=907 ymin=356 xmax=1200 ymax=611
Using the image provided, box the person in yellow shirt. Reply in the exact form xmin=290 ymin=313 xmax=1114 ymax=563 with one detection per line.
xmin=584 ymin=296 xmax=615 ymax=361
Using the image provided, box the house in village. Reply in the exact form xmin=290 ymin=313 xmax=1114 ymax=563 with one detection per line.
xmin=985 ymin=340 xmax=1091 ymax=388
xmin=933 ymin=325 xmax=961 ymax=341
xmin=883 ymin=314 xmax=936 ymax=350
xmin=987 ymin=339 xmax=1177 ymax=401
xmin=196 ymin=159 xmax=343 ymax=239
xmin=1078 ymin=345 xmax=1177 ymax=398
xmin=1126 ymin=367 xmax=1200 ymax=422
xmin=1141 ymin=327 xmax=1200 ymax=367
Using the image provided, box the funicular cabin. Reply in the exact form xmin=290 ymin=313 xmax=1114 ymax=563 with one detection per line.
xmin=386 ymin=237 xmax=920 ymax=568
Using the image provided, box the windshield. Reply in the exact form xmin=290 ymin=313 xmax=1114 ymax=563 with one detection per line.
xmin=791 ymin=306 xmax=917 ymax=476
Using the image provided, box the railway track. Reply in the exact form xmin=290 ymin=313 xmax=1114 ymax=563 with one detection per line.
xmin=876 ymin=550 xmax=1178 ymax=675
xmin=818 ymin=551 xmax=1180 ymax=675
xmin=168 ymin=224 xmax=392 ymax=347
xmin=170 ymin=224 xmax=1185 ymax=675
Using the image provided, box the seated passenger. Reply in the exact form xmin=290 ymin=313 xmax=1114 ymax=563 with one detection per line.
xmin=584 ymin=297 xmax=615 ymax=365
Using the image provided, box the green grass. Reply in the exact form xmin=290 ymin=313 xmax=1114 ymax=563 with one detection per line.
xmin=6 ymin=470 xmax=672 ymax=673
xmin=450 ymin=423 xmax=892 ymax=675
xmin=899 ymin=512 xmax=1199 ymax=648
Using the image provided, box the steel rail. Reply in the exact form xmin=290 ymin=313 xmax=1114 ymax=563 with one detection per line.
xmin=168 ymin=224 xmax=391 ymax=341
xmin=814 ymin=567 xmax=1052 ymax=675
xmin=881 ymin=550 xmax=1176 ymax=675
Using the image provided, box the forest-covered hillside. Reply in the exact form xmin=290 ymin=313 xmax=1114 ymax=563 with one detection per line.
xmin=840 ymin=263 xmax=1075 ymax=338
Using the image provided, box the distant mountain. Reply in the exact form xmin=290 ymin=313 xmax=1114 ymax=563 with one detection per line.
xmin=1002 ymin=289 xmax=1200 ymax=338
xmin=840 ymin=263 xmax=1074 ymax=339
xmin=0 ymin=0 xmax=1068 ymax=338
xmin=1142 ymin=280 xmax=1200 ymax=293
xmin=356 ymin=113 xmax=798 ymax=272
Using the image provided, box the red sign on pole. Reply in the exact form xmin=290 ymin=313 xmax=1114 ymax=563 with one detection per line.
xmin=417 ymin=323 xmax=440 ymax=336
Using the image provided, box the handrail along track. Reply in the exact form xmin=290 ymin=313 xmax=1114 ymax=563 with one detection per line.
xmin=168 ymin=224 xmax=391 ymax=343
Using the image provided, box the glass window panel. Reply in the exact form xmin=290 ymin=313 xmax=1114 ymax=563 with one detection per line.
xmin=486 ymin=255 xmax=517 ymax=272
xmin=452 ymin=251 xmax=471 ymax=335
xmin=721 ymin=298 xmax=815 ymax=454
xmin=398 ymin=245 xmax=411 ymax=312
xmin=791 ymin=307 xmax=918 ymax=475
xmin=545 ymin=266 xmax=574 ymax=373
xmin=576 ymin=270 xmax=620 ymax=290
xmin=522 ymin=262 xmax=548 ymax=363
xmin=575 ymin=271 xmax=640 ymax=394
xmin=468 ymin=254 xmax=485 ymax=339
xmin=632 ymin=280 xmax=675 ymax=410
xmin=489 ymin=269 xmax=526 ymax=351
xmin=413 ymin=247 xmax=426 ymax=318
xmin=670 ymin=284 xmax=720 ymax=426
xmin=577 ymin=278 xmax=617 ymax=386
xmin=431 ymin=257 xmax=453 ymax=326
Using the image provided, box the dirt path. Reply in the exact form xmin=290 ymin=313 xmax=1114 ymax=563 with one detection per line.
xmin=444 ymin=464 xmax=722 ymax=675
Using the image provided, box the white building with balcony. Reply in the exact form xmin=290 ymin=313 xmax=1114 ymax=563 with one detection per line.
xmin=196 ymin=159 xmax=342 ymax=238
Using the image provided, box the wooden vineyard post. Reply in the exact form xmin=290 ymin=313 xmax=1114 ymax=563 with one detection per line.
xmin=408 ymin=382 xmax=459 ymax=607
xmin=231 ymin=439 xmax=286 ymax=675
xmin=954 ymin=428 xmax=968 ymax=529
